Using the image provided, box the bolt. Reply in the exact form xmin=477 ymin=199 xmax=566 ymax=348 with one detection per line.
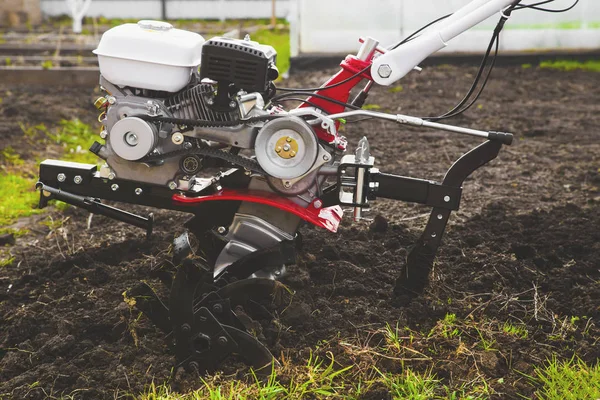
xmin=275 ymin=146 xmax=282 ymax=153
xmin=323 ymin=154 xmax=330 ymax=161
xmin=206 ymin=97 xmax=214 ymax=105
xmin=111 ymin=184 xmax=119 ymax=191
xmin=378 ymin=64 xmax=392 ymax=79
xmin=99 ymin=130 xmax=108 ymax=139
xmin=183 ymin=141 xmax=192 ymax=150
xmin=437 ymin=214 xmax=443 ymax=220
xmin=217 ymin=226 xmax=227 ymax=234
xmin=444 ymin=195 xmax=451 ymax=203
xmin=57 ymin=173 xmax=66 ymax=182
xmin=217 ymin=336 xmax=228 ymax=346
xmin=125 ymin=131 xmax=138 ymax=146
xmin=313 ymin=199 xmax=323 ymax=209
xmin=283 ymin=144 xmax=291 ymax=151
xmin=181 ymin=323 xmax=191 ymax=333
xmin=212 ymin=304 xmax=223 ymax=313
xmin=274 ymin=270 xmax=281 ymax=277
xmin=107 ymin=172 xmax=116 ymax=180
xmin=135 ymin=188 xmax=143 ymax=195
xmin=244 ymin=169 xmax=252 ymax=176
xmin=286 ymin=137 xmax=292 ymax=143
xmin=168 ymin=181 xmax=177 ymax=190
xmin=283 ymin=181 xmax=292 ymax=188
xmin=431 ymin=232 xmax=437 ymax=238
xmin=172 ymin=133 xmax=184 ymax=145
xmin=73 ymin=175 xmax=83 ymax=184
xmin=229 ymin=101 xmax=237 ymax=109
xmin=289 ymin=151 xmax=296 ymax=157
xmin=107 ymin=96 xmax=116 ymax=105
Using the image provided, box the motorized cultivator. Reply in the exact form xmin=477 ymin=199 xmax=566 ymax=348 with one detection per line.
xmin=35 ymin=0 xmax=572 ymax=374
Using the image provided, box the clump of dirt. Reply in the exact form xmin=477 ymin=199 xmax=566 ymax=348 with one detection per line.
xmin=1 ymin=65 xmax=599 ymax=399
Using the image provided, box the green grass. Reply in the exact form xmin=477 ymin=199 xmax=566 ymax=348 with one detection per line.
xmin=251 ymin=28 xmax=290 ymax=75
xmin=502 ymin=322 xmax=528 ymax=339
xmin=530 ymin=356 xmax=600 ymax=400
xmin=48 ymin=119 xmax=99 ymax=164
xmin=0 ymin=168 xmax=42 ymax=227
xmin=539 ymin=60 xmax=600 ymax=72
xmin=0 ymin=119 xmax=98 ymax=228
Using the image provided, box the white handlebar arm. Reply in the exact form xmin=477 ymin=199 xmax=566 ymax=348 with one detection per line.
xmin=371 ymin=0 xmax=519 ymax=86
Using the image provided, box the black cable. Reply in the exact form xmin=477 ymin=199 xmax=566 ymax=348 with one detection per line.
xmin=390 ymin=13 xmax=452 ymax=50
xmin=276 ymin=66 xmax=370 ymax=93
xmin=270 ymin=91 xmax=360 ymax=110
xmin=424 ymin=2 xmax=520 ymax=121
xmin=516 ymin=0 xmax=578 ymax=12
xmin=273 ymin=97 xmax=330 ymax=113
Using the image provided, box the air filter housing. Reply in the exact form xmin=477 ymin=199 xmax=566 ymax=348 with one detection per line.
xmin=200 ymin=36 xmax=278 ymax=95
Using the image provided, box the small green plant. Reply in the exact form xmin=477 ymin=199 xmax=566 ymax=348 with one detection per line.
xmin=4 ymin=57 xmax=12 ymax=66
xmin=363 ymin=104 xmax=382 ymax=110
xmin=530 ymin=356 xmax=600 ymax=400
xmin=430 ymin=313 xmax=461 ymax=338
xmin=0 ymin=147 xmax=24 ymax=166
xmin=47 ymin=119 xmax=98 ymax=164
xmin=502 ymin=322 xmax=528 ymax=339
xmin=0 ymin=252 xmax=15 ymax=267
xmin=474 ymin=326 xmax=497 ymax=351
xmin=388 ymin=85 xmax=404 ymax=93
xmin=522 ymin=63 xmax=532 ymax=69
xmin=41 ymin=60 xmax=54 ymax=70
xmin=374 ymin=367 xmax=439 ymax=400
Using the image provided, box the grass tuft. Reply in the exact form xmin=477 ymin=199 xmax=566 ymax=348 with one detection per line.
xmin=0 ymin=119 xmax=98 ymax=227
xmin=539 ymin=60 xmax=600 ymax=72
xmin=531 ymin=356 xmax=600 ymax=400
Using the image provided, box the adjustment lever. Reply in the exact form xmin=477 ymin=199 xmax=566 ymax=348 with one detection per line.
xmin=37 ymin=183 xmax=154 ymax=238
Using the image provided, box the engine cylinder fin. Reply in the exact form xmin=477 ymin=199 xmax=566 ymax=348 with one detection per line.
xmin=165 ymin=83 xmax=239 ymax=124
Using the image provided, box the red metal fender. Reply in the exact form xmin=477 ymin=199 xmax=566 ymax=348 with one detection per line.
xmin=172 ymin=189 xmax=343 ymax=233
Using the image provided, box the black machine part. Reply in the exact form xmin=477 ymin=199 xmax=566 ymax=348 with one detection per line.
xmin=200 ymin=36 xmax=278 ymax=108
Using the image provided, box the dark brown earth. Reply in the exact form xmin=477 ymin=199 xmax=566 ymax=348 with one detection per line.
xmin=1 ymin=65 xmax=599 ymax=399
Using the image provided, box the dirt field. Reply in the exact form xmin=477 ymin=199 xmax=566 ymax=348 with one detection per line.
xmin=0 ymin=65 xmax=599 ymax=399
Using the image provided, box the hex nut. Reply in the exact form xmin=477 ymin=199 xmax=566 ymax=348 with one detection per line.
xmin=378 ymin=64 xmax=392 ymax=79
xmin=57 ymin=173 xmax=66 ymax=182
xmin=111 ymin=184 xmax=119 ymax=191
xmin=73 ymin=175 xmax=83 ymax=184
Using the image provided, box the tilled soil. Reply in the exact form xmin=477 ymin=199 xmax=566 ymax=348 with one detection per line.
xmin=1 ymin=65 xmax=599 ymax=399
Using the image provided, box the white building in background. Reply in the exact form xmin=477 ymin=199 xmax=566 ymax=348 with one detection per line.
xmin=40 ymin=0 xmax=291 ymax=20
xmin=39 ymin=0 xmax=600 ymax=54
xmin=290 ymin=0 xmax=600 ymax=56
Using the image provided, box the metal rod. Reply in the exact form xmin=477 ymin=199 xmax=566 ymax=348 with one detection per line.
xmin=324 ymin=110 xmax=510 ymax=142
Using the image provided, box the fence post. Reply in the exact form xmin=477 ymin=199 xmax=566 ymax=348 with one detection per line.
xmin=65 ymin=0 xmax=92 ymax=33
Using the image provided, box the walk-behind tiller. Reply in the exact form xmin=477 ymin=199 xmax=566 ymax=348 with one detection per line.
xmin=36 ymin=0 xmax=577 ymax=374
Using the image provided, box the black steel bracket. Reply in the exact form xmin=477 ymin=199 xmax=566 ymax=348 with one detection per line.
xmin=393 ymin=140 xmax=504 ymax=302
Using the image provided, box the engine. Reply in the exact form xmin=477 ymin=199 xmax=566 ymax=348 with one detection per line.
xmin=92 ymin=21 xmax=333 ymax=200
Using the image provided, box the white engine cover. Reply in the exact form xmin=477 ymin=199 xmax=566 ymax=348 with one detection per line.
xmin=94 ymin=20 xmax=205 ymax=92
